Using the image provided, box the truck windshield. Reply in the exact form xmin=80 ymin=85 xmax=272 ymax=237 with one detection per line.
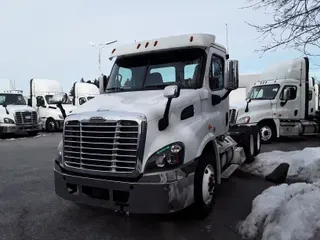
xmin=106 ymin=48 xmax=205 ymax=92
xmin=248 ymin=84 xmax=280 ymax=100
xmin=0 ymin=94 xmax=26 ymax=105
xmin=45 ymin=95 xmax=72 ymax=104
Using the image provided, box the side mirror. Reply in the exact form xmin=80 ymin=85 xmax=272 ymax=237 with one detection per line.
xmin=283 ymin=88 xmax=291 ymax=101
xmin=164 ymin=85 xmax=180 ymax=99
xmin=99 ymin=74 xmax=107 ymax=94
xmin=224 ymin=60 xmax=239 ymax=90
xmin=50 ymin=93 xmax=65 ymax=104
xmin=36 ymin=98 xmax=44 ymax=107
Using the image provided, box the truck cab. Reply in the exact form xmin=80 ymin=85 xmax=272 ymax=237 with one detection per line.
xmin=29 ymin=79 xmax=76 ymax=132
xmin=236 ymin=57 xmax=320 ymax=143
xmin=54 ymin=33 xmax=260 ymax=218
xmin=0 ymin=79 xmax=41 ymax=136
xmin=73 ymin=82 xmax=99 ymax=106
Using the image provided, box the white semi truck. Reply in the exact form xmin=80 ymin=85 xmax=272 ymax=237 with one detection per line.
xmin=233 ymin=57 xmax=320 ymax=143
xmin=29 ymin=79 xmax=76 ymax=132
xmin=53 ymin=33 xmax=261 ymax=218
xmin=72 ymin=82 xmax=99 ymax=106
xmin=0 ymin=79 xmax=41 ymax=136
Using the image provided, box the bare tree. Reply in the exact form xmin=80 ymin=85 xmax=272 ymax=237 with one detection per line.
xmin=244 ymin=0 xmax=320 ymax=57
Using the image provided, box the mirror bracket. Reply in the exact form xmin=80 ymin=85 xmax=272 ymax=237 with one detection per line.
xmin=159 ymin=85 xmax=180 ymax=131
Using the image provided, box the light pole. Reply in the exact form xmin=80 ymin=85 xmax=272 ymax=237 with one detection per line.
xmin=89 ymin=40 xmax=117 ymax=74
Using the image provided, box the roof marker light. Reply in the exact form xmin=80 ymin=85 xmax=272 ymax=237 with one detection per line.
xmin=145 ymin=42 xmax=149 ymax=48
xmin=137 ymin=43 xmax=141 ymax=49
xmin=154 ymin=41 xmax=158 ymax=46
xmin=190 ymin=36 xmax=194 ymax=42
xmin=111 ymin=48 xmax=116 ymax=54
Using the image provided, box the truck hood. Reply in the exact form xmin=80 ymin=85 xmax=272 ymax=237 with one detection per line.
xmin=229 ymin=100 xmax=247 ymax=110
xmin=237 ymin=100 xmax=272 ymax=119
xmin=49 ymin=104 xmax=76 ymax=114
xmin=0 ymin=105 xmax=36 ymax=119
xmin=70 ymin=89 xmax=199 ymax=121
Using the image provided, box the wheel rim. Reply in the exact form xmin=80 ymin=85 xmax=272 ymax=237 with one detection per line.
xmin=250 ymin=134 xmax=254 ymax=155
xmin=202 ymin=164 xmax=215 ymax=205
xmin=48 ymin=121 xmax=55 ymax=131
xmin=257 ymin=132 xmax=261 ymax=151
xmin=260 ymin=126 xmax=272 ymax=142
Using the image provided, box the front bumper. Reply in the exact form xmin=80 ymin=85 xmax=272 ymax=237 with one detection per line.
xmin=54 ymin=160 xmax=196 ymax=214
xmin=0 ymin=122 xmax=42 ymax=133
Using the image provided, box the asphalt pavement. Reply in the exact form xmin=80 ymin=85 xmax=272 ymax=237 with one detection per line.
xmin=0 ymin=134 xmax=319 ymax=240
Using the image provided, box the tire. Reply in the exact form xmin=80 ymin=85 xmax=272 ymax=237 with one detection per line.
xmin=254 ymin=130 xmax=261 ymax=156
xmin=46 ymin=119 xmax=57 ymax=132
xmin=192 ymin=152 xmax=217 ymax=219
xmin=244 ymin=133 xmax=255 ymax=163
xmin=27 ymin=131 xmax=39 ymax=137
xmin=259 ymin=123 xmax=275 ymax=144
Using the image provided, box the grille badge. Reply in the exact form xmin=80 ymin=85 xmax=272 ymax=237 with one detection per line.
xmin=89 ymin=116 xmax=106 ymax=122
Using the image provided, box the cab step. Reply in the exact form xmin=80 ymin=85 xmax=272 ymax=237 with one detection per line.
xmin=221 ymin=164 xmax=239 ymax=179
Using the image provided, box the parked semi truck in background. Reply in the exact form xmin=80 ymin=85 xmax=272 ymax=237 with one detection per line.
xmin=233 ymin=57 xmax=320 ymax=143
xmin=229 ymin=74 xmax=260 ymax=121
xmin=53 ymin=33 xmax=261 ymax=218
xmin=0 ymin=79 xmax=41 ymax=136
xmin=29 ymin=79 xmax=76 ymax=132
xmin=72 ymin=82 xmax=99 ymax=106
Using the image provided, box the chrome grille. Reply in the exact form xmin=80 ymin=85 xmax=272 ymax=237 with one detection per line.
xmin=229 ymin=109 xmax=237 ymax=124
xmin=63 ymin=120 xmax=140 ymax=173
xmin=15 ymin=111 xmax=38 ymax=125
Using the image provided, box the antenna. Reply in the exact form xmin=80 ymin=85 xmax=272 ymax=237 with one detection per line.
xmin=225 ymin=23 xmax=229 ymax=59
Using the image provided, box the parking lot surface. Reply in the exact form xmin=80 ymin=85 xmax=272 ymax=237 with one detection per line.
xmin=0 ymin=134 xmax=319 ymax=240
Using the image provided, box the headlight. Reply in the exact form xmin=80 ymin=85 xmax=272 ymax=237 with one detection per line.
xmin=237 ymin=116 xmax=250 ymax=124
xmin=144 ymin=142 xmax=184 ymax=173
xmin=56 ymin=140 xmax=63 ymax=164
xmin=4 ymin=117 xmax=15 ymax=124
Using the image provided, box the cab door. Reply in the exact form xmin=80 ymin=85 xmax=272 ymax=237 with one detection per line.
xmin=276 ymin=84 xmax=300 ymax=120
xmin=203 ymin=47 xmax=229 ymax=135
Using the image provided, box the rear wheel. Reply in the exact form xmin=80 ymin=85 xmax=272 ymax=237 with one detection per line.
xmin=244 ymin=133 xmax=255 ymax=163
xmin=192 ymin=152 xmax=217 ymax=219
xmin=254 ymin=130 xmax=261 ymax=156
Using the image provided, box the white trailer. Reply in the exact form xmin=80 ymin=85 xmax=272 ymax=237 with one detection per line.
xmin=0 ymin=79 xmax=41 ymax=136
xmin=234 ymin=57 xmax=320 ymax=143
xmin=53 ymin=33 xmax=261 ymax=218
xmin=29 ymin=79 xmax=76 ymax=132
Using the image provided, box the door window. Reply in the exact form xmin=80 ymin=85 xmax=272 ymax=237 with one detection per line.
xmin=209 ymin=55 xmax=224 ymax=90
xmin=279 ymin=86 xmax=297 ymax=100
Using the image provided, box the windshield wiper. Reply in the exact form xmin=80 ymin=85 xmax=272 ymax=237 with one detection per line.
xmin=106 ymin=87 xmax=125 ymax=92
xmin=144 ymin=85 xmax=165 ymax=89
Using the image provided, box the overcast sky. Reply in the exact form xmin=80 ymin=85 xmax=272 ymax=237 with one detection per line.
xmin=0 ymin=0 xmax=319 ymax=94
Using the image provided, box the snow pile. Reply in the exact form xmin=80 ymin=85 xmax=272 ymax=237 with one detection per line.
xmin=241 ymin=147 xmax=320 ymax=183
xmin=238 ymin=181 xmax=320 ymax=240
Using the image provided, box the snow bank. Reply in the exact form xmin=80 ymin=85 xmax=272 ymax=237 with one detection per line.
xmin=241 ymin=147 xmax=320 ymax=183
xmin=238 ymin=181 xmax=320 ymax=240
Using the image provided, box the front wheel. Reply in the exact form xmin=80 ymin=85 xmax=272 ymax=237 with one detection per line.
xmin=192 ymin=152 xmax=217 ymax=219
xmin=46 ymin=119 xmax=57 ymax=132
xmin=259 ymin=124 xmax=275 ymax=144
